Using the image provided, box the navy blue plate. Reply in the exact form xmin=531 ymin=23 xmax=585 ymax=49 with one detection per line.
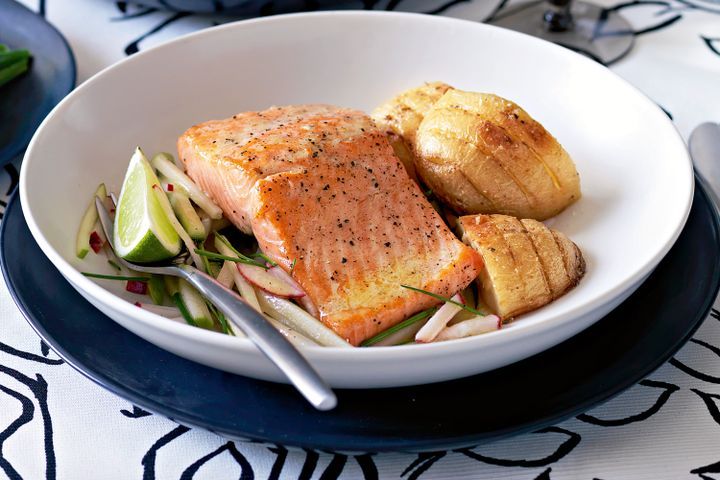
xmin=0 ymin=0 xmax=76 ymax=165
xmin=2 ymin=180 xmax=719 ymax=452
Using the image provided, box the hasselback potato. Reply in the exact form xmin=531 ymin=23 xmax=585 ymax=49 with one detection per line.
xmin=458 ymin=214 xmax=585 ymax=319
xmin=415 ymin=89 xmax=581 ymax=220
xmin=371 ymin=82 xmax=453 ymax=180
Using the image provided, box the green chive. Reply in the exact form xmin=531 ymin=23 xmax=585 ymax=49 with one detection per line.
xmin=424 ymin=188 xmax=433 ymax=197
xmin=208 ymin=302 xmax=233 ymax=335
xmin=250 ymin=251 xmax=277 ymax=267
xmin=194 ymin=249 xmax=266 ymax=268
xmin=290 ymin=258 xmax=297 ymax=273
xmin=107 ymin=259 xmax=122 ymax=271
xmin=82 ymin=272 xmax=149 ymax=281
xmin=361 ymin=307 xmax=437 ymax=347
xmin=172 ymin=292 xmax=197 ymax=327
xmin=400 ymin=284 xmax=488 ymax=316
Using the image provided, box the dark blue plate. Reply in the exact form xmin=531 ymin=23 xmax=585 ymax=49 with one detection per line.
xmin=2 ymin=180 xmax=719 ymax=452
xmin=0 ymin=0 xmax=76 ymax=165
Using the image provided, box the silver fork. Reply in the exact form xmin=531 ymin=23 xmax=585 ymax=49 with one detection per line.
xmin=95 ymin=198 xmax=337 ymax=411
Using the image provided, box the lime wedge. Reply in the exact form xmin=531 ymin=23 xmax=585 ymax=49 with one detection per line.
xmin=113 ymin=148 xmax=182 ymax=262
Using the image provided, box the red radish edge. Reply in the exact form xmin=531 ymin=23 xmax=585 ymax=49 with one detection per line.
xmin=266 ymin=264 xmax=319 ymax=316
xmin=167 ymin=183 xmax=174 ymax=191
xmin=134 ymin=302 xmax=142 ymax=307
xmin=89 ymin=231 xmax=104 ymax=253
xmin=236 ymin=263 xmax=305 ymax=298
xmin=126 ymin=281 xmax=148 ymax=295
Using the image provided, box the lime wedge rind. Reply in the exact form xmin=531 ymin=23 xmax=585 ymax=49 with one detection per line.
xmin=113 ymin=148 xmax=182 ymax=263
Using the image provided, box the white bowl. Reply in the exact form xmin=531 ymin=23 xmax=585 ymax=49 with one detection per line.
xmin=20 ymin=11 xmax=692 ymax=388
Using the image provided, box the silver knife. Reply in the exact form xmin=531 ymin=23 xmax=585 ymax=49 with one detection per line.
xmin=689 ymin=122 xmax=720 ymax=204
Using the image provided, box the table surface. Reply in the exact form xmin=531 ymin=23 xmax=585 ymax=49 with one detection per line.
xmin=3 ymin=0 xmax=720 ymax=478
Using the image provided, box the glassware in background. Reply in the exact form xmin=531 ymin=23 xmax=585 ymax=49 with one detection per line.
xmin=490 ymin=0 xmax=634 ymax=65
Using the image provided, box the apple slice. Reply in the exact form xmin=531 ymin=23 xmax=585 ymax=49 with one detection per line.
xmin=236 ymin=263 xmax=305 ymax=298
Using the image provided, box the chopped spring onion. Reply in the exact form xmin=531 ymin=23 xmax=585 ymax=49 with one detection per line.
xmin=75 ymin=183 xmax=107 ymax=259
xmin=207 ymin=302 xmax=233 ymax=335
xmin=290 ymin=258 xmax=297 ymax=272
xmin=401 ymin=284 xmax=488 ymax=316
xmin=151 ymin=184 xmax=205 ymax=272
xmin=256 ymin=290 xmax=351 ymax=348
xmin=361 ymin=307 xmax=436 ymax=346
xmin=151 ymin=152 xmax=223 ymax=219
xmin=82 ymin=272 xmax=148 ymax=281
xmin=213 ymin=233 xmax=266 ymax=267
xmin=107 ymin=259 xmax=122 ymax=271
xmin=250 ymin=251 xmax=277 ymax=266
xmin=214 ymin=237 xmax=263 ymax=312
xmin=194 ymin=249 xmax=265 ymax=268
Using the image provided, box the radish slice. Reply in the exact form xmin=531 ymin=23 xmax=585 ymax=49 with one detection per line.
xmin=415 ymin=293 xmax=464 ymax=343
xmin=434 ymin=315 xmax=501 ymax=342
xmin=237 ymin=263 xmax=305 ymax=298
xmin=213 ymin=238 xmax=262 ymax=313
xmin=265 ymin=265 xmax=318 ymax=315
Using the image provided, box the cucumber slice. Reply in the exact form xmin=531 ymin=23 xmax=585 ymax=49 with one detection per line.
xmin=157 ymin=173 xmax=189 ymax=196
xmin=150 ymin=152 xmax=223 ymax=219
xmin=164 ymin=276 xmax=179 ymax=297
xmin=76 ymin=183 xmax=107 ymax=259
xmin=168 ymin=191 xmax=206 ymax=241
xmin=148 ymin=275 xmax=165 ymax=305
xmin=178 ymin=279 xmax=214 ymax=330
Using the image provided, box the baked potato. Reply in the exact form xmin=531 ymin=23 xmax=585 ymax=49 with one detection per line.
xmin=458 ymin=214 xmax=585 ymax=319
xmin=415 ymin=89 xmax=581 ymax=220
xmin=371 ymin=81 xmax=453 ymax=180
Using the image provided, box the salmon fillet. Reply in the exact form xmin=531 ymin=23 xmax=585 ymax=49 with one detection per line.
xmin=178 ymin=105 xmax=482 ymax=345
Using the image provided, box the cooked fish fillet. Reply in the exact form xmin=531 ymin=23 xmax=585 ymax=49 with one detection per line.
xmin=458 ymin=214 xmax=585 ymax=319
xmin=371 ymin=82 xmax=453 ymax=180
xmin=178 ymin=105 xmax=482 ymax=345
xmin=415 ymin=90 xmax=581 ymax=220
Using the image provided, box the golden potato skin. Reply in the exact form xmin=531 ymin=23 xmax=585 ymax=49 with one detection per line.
xmin=371 ymin=82 xmax=453 ymax=180
xmin=458 ymin=214 xmax=585 ymax=319
xmin=416 ymin=90 xmax=581 ymax=220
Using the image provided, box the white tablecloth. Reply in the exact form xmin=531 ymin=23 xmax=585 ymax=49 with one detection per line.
xmin=3 ymin=0 xmax=720 ymax=478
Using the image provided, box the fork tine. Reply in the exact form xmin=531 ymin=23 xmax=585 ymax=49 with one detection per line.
xmin=93 ymin=197 xmax=179 ymax=276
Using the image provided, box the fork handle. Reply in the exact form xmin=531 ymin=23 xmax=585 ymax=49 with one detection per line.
xmin=177 ymin=265 xmax=337 ymax=411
